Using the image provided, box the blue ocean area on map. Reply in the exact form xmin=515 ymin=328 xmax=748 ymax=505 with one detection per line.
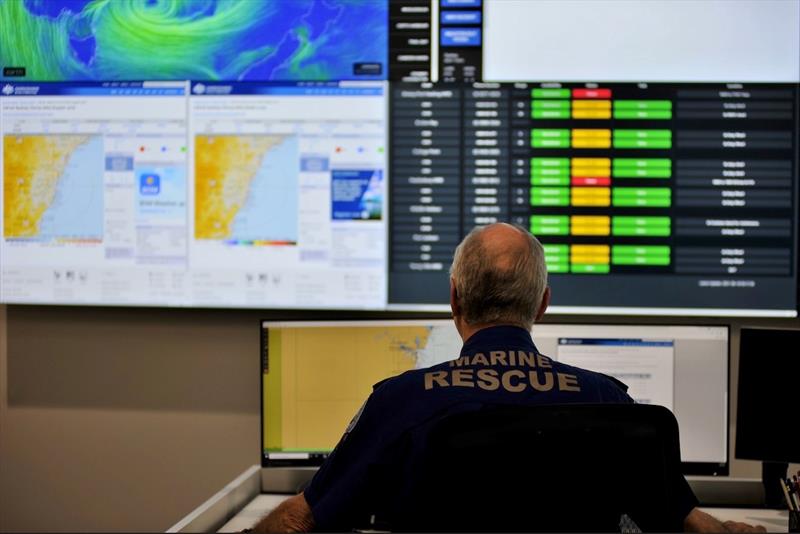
xmin=231 ymin=136 xmax=299 ymax=242
xmin=331 ymin=169 xmax=383 ymax=220
xmin=136 ymin=165 xmax=186 ymax=221
xmin=2 ymin=0 xmax=388 ymax=81
xmin=37 ymin=135 xmax=104 ymax=240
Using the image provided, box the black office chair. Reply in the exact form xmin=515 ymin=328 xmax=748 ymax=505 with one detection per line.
xmin=367 ymin=403 xmax=685 ymax=533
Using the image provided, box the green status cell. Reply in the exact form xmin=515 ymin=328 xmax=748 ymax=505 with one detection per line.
xmin=612 ymin=216 xmax=671 ymax=236
xmin=532 ymin=129 xmax=570 ymax=138
xmin=531 ymin=175 xmax=570 ymax=186
xmin=612 ymin=188 xmax=672 ymax=207
xmin=612 ymin=216 xmax=671 ymax=226
xmin=531 ymin=88 xmax=570 ymax=99
xmin=545 ymin=262 xmax=570 ymax=273
xmin=613 ymin=139 xmax=672 ymax=149
xmin=531 ymin=157 xmax=570 ymax=168
xmin=612 ymin=246 xmax=671 ymax=266
xmin=612 ymin=226 xmax=671 ymax=237
xmin=613 ymin=187 xmax=671 ymax=197
xmin=612 ymin=245 xmax=671 ymax=256
xmin=613 ymin=129 xmax=672 ymax=139
xmin=571 ymin=264 xmax=611 ymax=274
xmin=531 ymin=129 xmax=571 ymax=147
xmin=613 ymin=100 xmax=673 ymax=110
xmin=533 ymin=109 xmax=571 ymax=119
xmin=536 ymin=227 xmax=570 ymax=236
xmin=531 ymin=216 xmax=570 ymax=235
xmin=532 ymin=100 xmax=571 ymax=118
xmin=531 ymin=166 xmax=569 ymax=177
xmin=611 ymin=255 xmax=671 ymax=266
xmin=531 ymin=187 xmax=570 ymax=206
xmin=613 ymin=110 xmax=672 ymax=120
xmin=543 ymin=244 xmax=570 ymax=256
xmin=612 ymin=158 xmax=672 ymax=168
xmin=532 ymin=137 xmax=571 ymax=148
xmin=612 ymin=167 xmax=672 ymax=178
xmin=613 ymin=198 xmax=672 ymax=207
xmin=532 ymin=100 xmax=571 ymax=110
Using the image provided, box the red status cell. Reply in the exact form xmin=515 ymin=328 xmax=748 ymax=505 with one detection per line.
xmin=572 ymin=88 xmax=612 ymax=99
xmin=571 ymin=176 xmax=611 ymax=186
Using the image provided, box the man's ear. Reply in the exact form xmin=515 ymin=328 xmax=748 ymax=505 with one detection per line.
xmin=535 ymin=286 xmax=551 ymax=322
xmin=449 ymin=278 xmax=460 ymax=317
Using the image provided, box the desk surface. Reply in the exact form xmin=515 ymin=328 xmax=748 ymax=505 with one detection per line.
xmin=218 ymin=494 xmax=791 ymax=533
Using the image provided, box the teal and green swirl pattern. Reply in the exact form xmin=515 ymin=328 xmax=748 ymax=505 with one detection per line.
xmin=0 ymin=0 xmax=387 ymax=81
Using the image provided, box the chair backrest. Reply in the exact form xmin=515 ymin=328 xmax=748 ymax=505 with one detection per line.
xmin=387 ymin=403 xmax=684 ymax=533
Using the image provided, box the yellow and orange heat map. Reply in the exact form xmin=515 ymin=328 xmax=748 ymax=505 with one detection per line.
xmin=3 ymin=135 xmax=92 ymax=238
xmin=194 ymin=135 xmax=287 ymax=239
xmin=264 ymin=325 xmax=463 ymax=453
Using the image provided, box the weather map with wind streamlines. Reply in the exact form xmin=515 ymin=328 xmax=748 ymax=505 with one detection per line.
xmin=0 ymin=0 xmax=388 ymax=81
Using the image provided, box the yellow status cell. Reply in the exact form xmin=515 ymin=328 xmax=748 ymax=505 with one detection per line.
xmin=572 ymin=194 xmax=611 ymax=201
xmin=572 ymin=197 xmax=611 ymax=207
xmin=571 ymin=215 xmax=611 ymax=226
xmin=572 ymin=109 xmax=612 ymax=119
xmin=572 ymin=166 xmax=611 ymax=176
xmin=572 ymin=129 xmax=611 ymax=138
xmin=571 ymin=244 xmax=610 ymax=264
xmin=572 ymin=138 xmax=612 ymax=148
xmin=572 ymin=187 xmax=610 ymax=195
xmin=571 ymin=244 xmax=610 ymax=255
xmin=571 ymin=187 xmax=611 ymax=207
xmin=571 ymin=215 xmax=611 ymax=236
xmin=572 ymin=158 xmax=611 ymax=167
xmin=571 ymin=254 xmax=610 ymax=264
xmin=572 ymin=100 xmax=612 ymax=110
xmin=571 ymin=227 xmax=611 ymax=236
xmin=571 ymin=158 xmax=611 ymax=177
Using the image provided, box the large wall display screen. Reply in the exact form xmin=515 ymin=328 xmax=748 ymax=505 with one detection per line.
xmin=388 ymin=81 xmax=799 ymax=316
xmin=1 ymin=0 xmax=798 ymax=316
xmin=0 ymin=81 xmax=388 ymax=308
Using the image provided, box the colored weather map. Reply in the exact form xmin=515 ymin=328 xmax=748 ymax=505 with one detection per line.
xmin=263 ymin=324 xmax=462 ymax=452
xmin=0 ymin=0 xmax=388 ymax=81
xmin=194 ymin=135 xmax=299 ymax=243
xmin=3 ymin=134 xmax=104 ymax=241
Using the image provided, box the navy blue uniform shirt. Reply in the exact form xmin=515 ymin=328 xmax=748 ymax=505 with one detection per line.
xmin=303 ymin=325 xmax=698 ymax=530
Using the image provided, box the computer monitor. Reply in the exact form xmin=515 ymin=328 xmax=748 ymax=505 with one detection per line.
xmin=736 ymin=327 xmax=800 ymax=464
xmin=260 ymin=320 xmax=729 ymax=475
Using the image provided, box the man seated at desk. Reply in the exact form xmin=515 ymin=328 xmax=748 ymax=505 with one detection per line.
xmin=253 ymin=223 xmax=764 ymax=533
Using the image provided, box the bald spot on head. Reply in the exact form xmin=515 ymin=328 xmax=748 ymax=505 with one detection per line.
xmin=449 ymin=222 xmax=548 ymax=330
xmin=477 ymin=223 xmax=530 ymax=272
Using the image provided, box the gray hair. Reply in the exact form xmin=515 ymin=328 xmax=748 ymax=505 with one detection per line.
xmin=449 ymin=224 xmax=548 ymax=330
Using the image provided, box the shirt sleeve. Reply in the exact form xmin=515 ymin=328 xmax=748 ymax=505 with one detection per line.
xmin=302 ymin=387 xmax=400 ymax=531
xmin=673 ymin=473 xmax=700 ymax=528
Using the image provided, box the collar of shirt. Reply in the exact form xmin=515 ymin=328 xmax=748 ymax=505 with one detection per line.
xmin=460 ymin=325 xmax=541 ymax=356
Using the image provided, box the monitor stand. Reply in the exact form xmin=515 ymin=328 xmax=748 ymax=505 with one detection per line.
xmin=762 ymin=461 xmax=789 ymax=509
